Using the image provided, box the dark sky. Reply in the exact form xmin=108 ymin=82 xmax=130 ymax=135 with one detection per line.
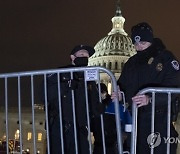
xmin=0 ymin=0 xmax=180 ymax=74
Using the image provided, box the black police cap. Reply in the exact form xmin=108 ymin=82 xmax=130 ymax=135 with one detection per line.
xmin=131 ymin=22 xmax=154 ymax=44
xmin=70 ymin=45 xmax=95 ymax=56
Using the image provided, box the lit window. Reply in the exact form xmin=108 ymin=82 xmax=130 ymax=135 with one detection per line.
xmin=27 ymin=132 xmax=32 ymax=141
xmin=2 ymin=134 xmax=6 ymax=140
xmin=15 ymin=129 xmax=20 ymax=140
xmin=26 ymin=148 xmax=30 ymax=153
xmin=115 ymin=23 xmax=120 ymax=28
xmin=108 ymin=82 xmax=112 ymax=94
xmin=37 ymin=133 xmax=42 ymax=141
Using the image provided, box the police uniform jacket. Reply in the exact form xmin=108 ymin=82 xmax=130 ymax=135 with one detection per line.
xmin=46 ymin=65 xmax=100 ymax=127
xmin=118 ymin=38 xmax=180 ymax=112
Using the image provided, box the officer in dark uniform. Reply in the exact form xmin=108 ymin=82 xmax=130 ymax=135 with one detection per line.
xmin=44 ymin=45 xmax=100 ymax=154
xmin=117 ymin=22 xmax=180 ymax=154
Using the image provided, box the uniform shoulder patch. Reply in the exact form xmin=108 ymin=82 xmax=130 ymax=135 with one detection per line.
xmin=171 ymin=60 xmax=179 ymax=70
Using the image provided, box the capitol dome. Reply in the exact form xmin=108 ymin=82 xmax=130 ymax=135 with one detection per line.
xmin=91 ymin=33 xmax=135 ymax=58
xmin=88 ymin=4 xmax=135 ymax=88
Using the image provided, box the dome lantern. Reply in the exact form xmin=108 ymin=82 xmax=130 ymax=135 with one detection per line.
xmin=108 ymin=2 xmax=127 ymax=36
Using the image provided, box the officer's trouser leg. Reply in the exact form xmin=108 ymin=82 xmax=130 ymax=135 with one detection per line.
xmin=78 ymin=128 xmax=89 ymax=154
xmin=49 ymin=120 xmax=62 ymax=154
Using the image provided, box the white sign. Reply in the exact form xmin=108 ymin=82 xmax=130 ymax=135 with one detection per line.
xmin=85 ymin=69 xmax=98 ymax=81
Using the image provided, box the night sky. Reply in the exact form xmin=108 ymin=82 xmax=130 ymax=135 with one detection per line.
xmin=0 ymin=0 xmax=180 ymax=74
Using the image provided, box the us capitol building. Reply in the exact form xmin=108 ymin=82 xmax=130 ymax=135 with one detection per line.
xmin=88 ymin=4 xmax=135 ymax=92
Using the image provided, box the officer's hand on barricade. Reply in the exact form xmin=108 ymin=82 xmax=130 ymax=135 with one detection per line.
xmin=132 ymin=94 xmax=151 ymax=108
xmin=87 ymin=132 xmax=95 ymax=144
xmin=111 ymin=86 xmax=122 ymax=101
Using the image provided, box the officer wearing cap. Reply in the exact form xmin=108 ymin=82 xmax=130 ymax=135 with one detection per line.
xmin=44 ymin=45 xmax=100 ymax=154
xmin=118 ymin=22 xmax=180 ymax=154
xmin=70 ymin=45 xmax=95 ymax=66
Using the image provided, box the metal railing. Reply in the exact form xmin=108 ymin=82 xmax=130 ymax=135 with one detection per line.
xmin=131 ymin=87 xmax=180 ymax=154
xmin=0 ymin=66 xmax=124 ymax=154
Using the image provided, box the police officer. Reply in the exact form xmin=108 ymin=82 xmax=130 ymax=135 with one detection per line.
xmin=45 ymin=45 xmax=100 ymax=154
xmin=117 ymin=22 xmax=180 ymax=154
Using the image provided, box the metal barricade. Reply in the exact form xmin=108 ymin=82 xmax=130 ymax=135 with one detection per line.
xmin=131 ymin=87 xmax=180 ymax=154
xmin=0 ymin=66 xmax=124 ymax=154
